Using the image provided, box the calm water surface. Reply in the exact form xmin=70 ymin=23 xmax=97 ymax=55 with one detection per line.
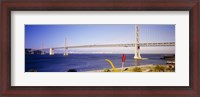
xmin=25 ymin=54 xmax=169 ymax=72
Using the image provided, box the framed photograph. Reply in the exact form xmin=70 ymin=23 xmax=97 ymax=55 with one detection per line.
xmin=1 ymin=0 xmax=199 ymax=96
xmin=24 ymin=24 xmax=176 ymax=72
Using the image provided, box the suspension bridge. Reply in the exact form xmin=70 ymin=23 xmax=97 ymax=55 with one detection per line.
xmin=29 ymin=25 xmax=175 ymax=59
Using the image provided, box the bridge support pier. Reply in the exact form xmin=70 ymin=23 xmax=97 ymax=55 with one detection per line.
xmin=49 ymin=48 xmax=54 ymax=55
xmin=64 ymin=48 xmax=68 ymax=56
xmin=31 ymin=49 xmax=34 ymax=54
xmin=63 ymin=37 xmax=68 ymax=56
xmin=134 ymin=44 xmax=141 ymax=59
xmin=134 ymin=25 xmax=142 ymax=60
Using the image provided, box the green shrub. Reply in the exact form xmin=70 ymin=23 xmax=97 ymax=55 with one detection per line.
xmin=153 ymin=65 xmax=165 ymax=72
xmin=103 ymin=68 xmax=111 ymax=72
xmin=132 ymin=67 xmax=142 ymax=72
xmin=166 ymin=65 xmax=175 ymax=72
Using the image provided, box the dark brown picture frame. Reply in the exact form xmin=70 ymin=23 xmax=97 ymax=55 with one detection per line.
xmin=0 ymin=0 xmax=199 ymax=97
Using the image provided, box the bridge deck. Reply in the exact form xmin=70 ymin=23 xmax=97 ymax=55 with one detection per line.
xmin=34 ymin=42 xmax=175 ymax=50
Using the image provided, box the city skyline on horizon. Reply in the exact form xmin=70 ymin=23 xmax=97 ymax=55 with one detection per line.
xmin=25 ymin=24 xmax=175 ymax=54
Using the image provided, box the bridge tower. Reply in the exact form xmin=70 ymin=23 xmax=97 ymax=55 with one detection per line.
xmin=64 ymin=37 xmax=68 ymax=56
xmin=134 ymin=25 xmax=142 ymax=59
xmin=49 ymin=48 xmax=54 ymax=55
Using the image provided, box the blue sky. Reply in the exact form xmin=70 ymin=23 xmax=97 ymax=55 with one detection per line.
xmin=25 ymin=24 xmax=175 ymax=54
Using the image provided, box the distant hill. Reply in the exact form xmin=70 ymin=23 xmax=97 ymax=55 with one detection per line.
xmin=25 ymin=48 xmax=46 ymax=55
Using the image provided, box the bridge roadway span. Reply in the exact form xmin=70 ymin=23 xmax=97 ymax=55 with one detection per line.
xmin=40 ymin=42 xmax=175 ymax=50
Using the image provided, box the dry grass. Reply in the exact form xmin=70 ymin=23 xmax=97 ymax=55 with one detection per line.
xmin=100 ymin=64 xmax=175 ymax=72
